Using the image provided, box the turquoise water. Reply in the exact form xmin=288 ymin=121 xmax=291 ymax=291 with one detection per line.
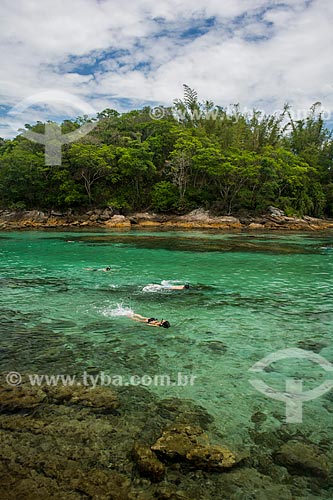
xmin=0 ymin=229 xmax=333 ymax=449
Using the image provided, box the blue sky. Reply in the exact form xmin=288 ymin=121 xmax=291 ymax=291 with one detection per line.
xmin=0 ymin=0 xmax=332 ymax=137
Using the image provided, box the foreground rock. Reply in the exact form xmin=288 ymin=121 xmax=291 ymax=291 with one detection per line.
xmin=151 ymin=424 xmax=237 ymax=471
xmin=132 ymin=442 xmax=165 ymax=481
xmin=0 ymin=380 xmax=332 ymax=499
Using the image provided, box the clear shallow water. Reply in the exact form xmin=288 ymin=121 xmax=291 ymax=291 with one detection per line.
xmin=0 ymin=229 xmax=333 ymax=449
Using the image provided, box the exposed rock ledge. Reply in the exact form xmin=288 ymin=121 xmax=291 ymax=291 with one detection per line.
xmin=1 ymin=207 xmax=333 ymax=231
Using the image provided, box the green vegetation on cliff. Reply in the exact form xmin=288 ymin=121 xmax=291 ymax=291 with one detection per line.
xmin=1 ymin=86 xmax=332 ymax=217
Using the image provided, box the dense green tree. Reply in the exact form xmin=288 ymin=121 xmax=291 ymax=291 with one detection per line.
xmin=67 ymin=144 xmax=118 ymax=204
xmin=115 ymin=141 xmax=155 ymax=208
xmin=1 ymin=88 xmax=332 ymax=217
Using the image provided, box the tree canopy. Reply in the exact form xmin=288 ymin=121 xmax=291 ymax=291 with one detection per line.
xmin=1 ymin=85 xmax=332 ymax=217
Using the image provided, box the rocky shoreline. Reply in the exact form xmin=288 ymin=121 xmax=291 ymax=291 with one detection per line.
xmin=1 ymin=380 xmax=332 ymax=499
xmin=1 ymin=207 xmax=333 ymax=231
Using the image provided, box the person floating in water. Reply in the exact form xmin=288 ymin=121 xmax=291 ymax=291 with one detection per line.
xmin=129 ymin=313 xmax=170 ymax=328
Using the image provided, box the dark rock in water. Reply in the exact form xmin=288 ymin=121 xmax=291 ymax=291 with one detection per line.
xmin=296 ymin=339 xmax=328 ymax=353
xmin=157 ymin=398 xmax=214 ymax=429
xmin=199 ymin=340 xmax=227 ymax=354
xmin=151 ymin=424 xmax=237 ymax=471
xmin=218 ymin=467 xmax=293 ymax=500
xmin=251 ymin=411 xmax=267 ymax=425
xmin=274 ymin=440 xmax=330 ymax=478
xmin=154 ymin=485 xmax=194 ymax=499
xmin=132 ymin=442 xmax=165 ymax=481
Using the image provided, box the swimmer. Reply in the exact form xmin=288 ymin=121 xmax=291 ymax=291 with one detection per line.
xmin=167 ymin=283 xmax=190 ymax=290
xmin=143 ymin=282 xmax=190 ymax=291
xmin=129 ymin=313 xmax=170 ymax=328
xmin=85 ymin=266 xmax=112 ymax=272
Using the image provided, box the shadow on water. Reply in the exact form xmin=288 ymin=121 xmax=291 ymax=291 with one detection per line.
xmin=46 ymin=231 xmax=333 ymax=254
xmin=0 ymin=277 xmax=70 ymax=292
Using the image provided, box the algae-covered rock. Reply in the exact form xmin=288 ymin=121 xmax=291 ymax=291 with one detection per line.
xmin=157 ymin=398 xmax=214 ymax=429
xmin=0 ymin=384 xmax=46 ymax=412
xmin=154 ymin=485 xmax=193 ymax=500
xmin=151 ymin=424 xmax=237 ymax=471
xmin=152 ymin=424 xmax=203 ymax=460
xmin=132 ymin=442 xmax=165 ymax=481
xmin=45 ymin=385 xmax=119 ymax=410
xmin=69 ymin=468 xmax=131 ymax=499
xmin=186 ymin=444 xmax=236 ymax=470
xmin=218 ymin=467 xmax=293 ymax=500
xmin=274 ymin=440 xmax=330 ymax=478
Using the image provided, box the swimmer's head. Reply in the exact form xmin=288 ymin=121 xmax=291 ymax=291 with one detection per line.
xmin=184 ymin=283 xmax=190 ymax=289
xmin=160 ymin=320 xmax=170 ymax=329
xmin=105 ymin=266 xmax=111 ymax=271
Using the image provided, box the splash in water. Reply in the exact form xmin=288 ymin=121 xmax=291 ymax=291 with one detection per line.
xmin=102 ymin=303 xmax=134 ymax=317
xmin=142 ymin=280 xmax=180 ymax=292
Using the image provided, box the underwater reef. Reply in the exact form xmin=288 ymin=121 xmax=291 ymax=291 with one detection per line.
xmin=0 ymin=379 xmax=332 ymax=500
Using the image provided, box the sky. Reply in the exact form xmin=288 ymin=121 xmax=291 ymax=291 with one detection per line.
xmin=1 ymin=0 xmax=332 ymax=138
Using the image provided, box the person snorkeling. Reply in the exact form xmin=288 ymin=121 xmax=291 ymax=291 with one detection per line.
xmin=143 ymin=282 xmax=190 ymax=291
xmin=167 ymin=283 xmax=189 ymax=290
xmin=85 ymin=266 xmax=112 ymax=272
xmin=129 ymin=313 xmax=170 ymax=328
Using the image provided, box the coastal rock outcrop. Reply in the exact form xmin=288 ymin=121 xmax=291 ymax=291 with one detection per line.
xmin=104 ymin=214 xmax=131 ymax=228
xmin=1 ymin=207 xmax=333 ymax=231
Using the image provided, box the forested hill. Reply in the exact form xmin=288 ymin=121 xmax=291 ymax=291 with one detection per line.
xmin=1 ymin=86 xmax=332 ymax=217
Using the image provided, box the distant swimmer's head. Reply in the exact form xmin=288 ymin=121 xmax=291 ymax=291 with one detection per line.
xmin=184 ymin=283 xmax=190 ymax=289
xmin=105 ymin=266 xmax=111 ymax=271
xmin=160 ymin=320 xmax=170 ymax=328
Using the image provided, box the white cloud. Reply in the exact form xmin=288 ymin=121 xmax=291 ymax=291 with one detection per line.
xmin=0 ymin=0 xmax=332 ymax=137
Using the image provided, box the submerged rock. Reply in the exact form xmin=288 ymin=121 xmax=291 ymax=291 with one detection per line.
xmin=0 ymin=384 xmax=46 ymax=412
xmin=250 ymin=411 xmax=267 ymax=425
xmin=274 ymin=440 xmax=330 ymax=478
xmin=132 ymin=442 xmax=165 ymax=481
xmin=157 ymin=398 xmax=214 ymax=429
xmin=154 ymin=486 xmax=193 ymax=500
xmin=296 ymin=339 xmax=328 ymax=353
xmin=151 ymin=424 xmax=237 ymax=471
xmin=199 ymin=340 xmax=227 ymax=354
xmin=1 ymin=381 xmax=332 ymax=499
xmin=218 ymin=467 xmax=293 ymax=500
xmin=45 ymin=385 xmax=119 ymax=411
